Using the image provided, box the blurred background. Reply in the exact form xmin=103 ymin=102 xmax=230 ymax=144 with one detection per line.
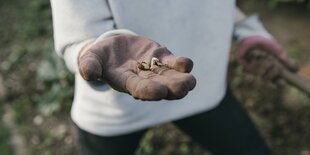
xmin=0 ymin=0 xmax=309 ymax=155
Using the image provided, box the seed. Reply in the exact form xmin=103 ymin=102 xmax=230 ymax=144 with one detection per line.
xmin=150 ymin=57 xmax=162 ymax=69
xmin=138 ymin=57 xmax=169 ymax=71
xmin=138 ymin=62 xmax=150 ymax=70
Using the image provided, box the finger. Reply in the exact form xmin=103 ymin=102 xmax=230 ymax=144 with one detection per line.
xmin=78 ymin=52 xmax=103 ymax=81
xmin=122 ymin=70 xmax=168 ymax=100
xmin=237 ymin=57 xmax=251 ymax=72
xmin=152 ymin=47 xmax=194 ymax=73
xmin=251 ymin=50 xmax=268 ymax=60
xmin=138 ymin=67 xmax=196 ymax=99
xmin=237 ymin=51 xmax=255 ymax=72
xmin=161 ymin=55 xmax=194 ymax=73
xmin=139 ymin=69 xmax=188 ymax=100
xmin=245 ymin=51 xmax=270 ymax=75
xmin=247 ymin=48 xmax=299 ymax=73
xmin=262 ymin=63 xmax=282 ymax=81
xmin=154 ymin=67 xmax=196 ymax=98
xmin=243 ymin=50 xmax=266 ymax=64
xmin=244 ymin=60 xmax=263 ymax=75
xmin=254 ymin=40 xmax=299 ymax=72
xmin=243 ymin=51 xmax=273 ymax=76
xmin=152 ymin=67 xmax=196 ymax=91
xmin=276 ymin=56 xmax=299 ymax=72
xmin=255 ymin=60 xmax=274 ymax=77
xmin=259 ymin=39 xmax=285 ymax=58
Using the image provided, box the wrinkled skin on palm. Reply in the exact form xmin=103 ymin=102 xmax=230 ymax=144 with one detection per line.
xmin=78 ymin=35 xmax=196 ymax=101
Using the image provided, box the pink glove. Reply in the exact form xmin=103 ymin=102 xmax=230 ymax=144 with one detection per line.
xmin=237 ymin=35 xmax=298 ymax=81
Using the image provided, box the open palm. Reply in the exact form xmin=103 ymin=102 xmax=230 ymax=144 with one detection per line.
xmin=78 ymin=35 xmax=196 ymax=100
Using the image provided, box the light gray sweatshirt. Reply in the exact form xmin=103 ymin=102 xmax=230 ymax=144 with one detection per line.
xmin=51 ymin=0 xmax=271 ymax=136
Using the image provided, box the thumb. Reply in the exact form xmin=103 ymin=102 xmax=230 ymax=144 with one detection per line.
xmin=78 ymin=52 xmax=103 ymax=81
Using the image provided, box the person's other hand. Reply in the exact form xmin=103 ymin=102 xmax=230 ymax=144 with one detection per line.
xmin=237 ymin=35 xmax=298 ymax=81
xmin=78 ymin=35 xmax=196 ymax=100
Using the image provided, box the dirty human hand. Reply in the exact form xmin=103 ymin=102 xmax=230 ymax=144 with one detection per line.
xmin=237 ymin=35 xmax=298 ymax=81
xmin=78 ymin=34 xmax=196 ymax=101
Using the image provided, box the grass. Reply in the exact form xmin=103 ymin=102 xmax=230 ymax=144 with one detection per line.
xmin=0 ymin=106 xmax=13 ymax=155
xmin=0 ymin=124 xmax=13 ymax=155
xmin=0 ymin=0 xmax=75 ymax=154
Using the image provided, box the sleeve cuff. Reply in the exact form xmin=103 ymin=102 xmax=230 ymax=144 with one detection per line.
xmin=95 ymin=29 xmax=138 ymax=43
xmin=62 ymin=29 xmax=137 ymax=74
xmin=234 ymin=14 xmax=273 ymax=42
xmin=63 ymin=39 xmax=95 ymax=73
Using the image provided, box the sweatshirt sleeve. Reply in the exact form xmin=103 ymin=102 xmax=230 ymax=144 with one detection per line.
xmin=233 ymin=14 xmax=273 ymax=42
xmin=51 ymin=0 xmax=124 ymax=73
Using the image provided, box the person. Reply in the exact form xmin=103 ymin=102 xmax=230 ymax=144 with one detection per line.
xmin=50 ymin=1 xmax=297 ymax=155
